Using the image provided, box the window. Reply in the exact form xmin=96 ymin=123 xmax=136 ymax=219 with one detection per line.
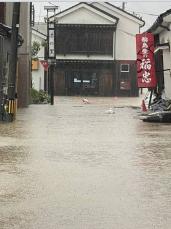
xmin=120 ymin=64 xmax=129 ymax=72
xmin=55 ymin=28 xmax=113 ymax=55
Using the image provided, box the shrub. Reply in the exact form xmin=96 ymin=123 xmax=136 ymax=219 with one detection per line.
xmin=31 ymin=41 xmax=41 ymax=58
xmin=30 ymin=88 xmax=50 ymax=104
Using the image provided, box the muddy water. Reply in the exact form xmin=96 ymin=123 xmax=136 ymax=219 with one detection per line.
xmin=0 ymin=97 xmax=171 ymax=229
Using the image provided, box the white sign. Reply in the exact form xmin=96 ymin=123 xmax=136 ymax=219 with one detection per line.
xmin=48 ymin=29 xmax=55 ymax=58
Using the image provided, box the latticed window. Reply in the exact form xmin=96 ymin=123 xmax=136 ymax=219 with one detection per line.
xmin=55 ymin=26 xmax=113 ymax=55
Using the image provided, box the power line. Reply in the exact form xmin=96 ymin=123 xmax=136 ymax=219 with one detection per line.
xmin=33 ymin=0 xmax=170 ymax=22
xmin=32 ymin=0 xmax=171 ymax=2
xmin=126 ymin=10 xmax=159 ymax=17
xmin=48 ymin=2 xmax=58 ymax=7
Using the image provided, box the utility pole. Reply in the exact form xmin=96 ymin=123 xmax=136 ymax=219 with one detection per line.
xmin=7 ymin=3 xmax=20 ymax=121
xmin=44 ymin=5 xmax=58 ymax=105
xmin=122 ymin=2 xmax=126 ymax=10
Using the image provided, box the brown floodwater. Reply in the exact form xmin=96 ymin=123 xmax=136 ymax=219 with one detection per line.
xmin=0 ymin=96 xmax=171 ymax=229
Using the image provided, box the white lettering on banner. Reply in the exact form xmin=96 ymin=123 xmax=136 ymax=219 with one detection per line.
xmin=140 ymin=58 xmax=151 ymax=70
xmin=141 ymin=36 xmax=151 ymax=84
xmin=142 ymin=42 xmax=148 ymax=49
xmin=141 ymin=37 xmax=148 ymax=43
xmin=142 ymin=71 xmax=151 ymax=83
xmin=142 ymin=48 xmax=149 ymax=57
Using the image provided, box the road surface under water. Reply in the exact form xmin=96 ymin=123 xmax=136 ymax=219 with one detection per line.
xmin=0 ymin=96 xmax=171 ymax=229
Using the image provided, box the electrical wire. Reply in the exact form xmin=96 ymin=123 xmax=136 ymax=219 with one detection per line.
xmin=32 ymin=0 xmax=171 ymax=2
xmin=126 ymin=10 xmax=159 ymax=16
xmin=33 ymin=1 xmax=170 ymax=23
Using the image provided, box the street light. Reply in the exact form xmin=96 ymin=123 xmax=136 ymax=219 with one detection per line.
xmin=44 ymin=5 xmax=58 ymax=105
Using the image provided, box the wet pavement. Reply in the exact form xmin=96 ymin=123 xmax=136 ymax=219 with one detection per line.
xmin=0 ymin=96 xmax=171 ymax=229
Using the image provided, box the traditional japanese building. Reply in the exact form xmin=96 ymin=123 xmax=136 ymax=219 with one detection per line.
xmin=0 ymin=2 xmax=32 ymax=107
xmin=147 ymin=9 xmax=171 ymax=99
xmin=49 ymin=2 xmax=144 ymax=96
xmin=0 ymin=4 xmax=23 ymax=109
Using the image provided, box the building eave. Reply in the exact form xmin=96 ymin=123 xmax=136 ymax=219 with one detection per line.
xmin=154 ymin=42 xmax=170 ymax=53
xmin=49 ymin=2 xmax=119 ymax=25
xmin=0 ymin=23 xmax=11 ymax=37
xmin=87 ymin=3 xmax=119 ymax=23
xmin=104 ymin=2 xmax=145 ymax=27
xmin=32 ymin=28 xmax=47 ymax=39
xmin=55 ymin=23 xmax=117 ymax=30
xmin=147 ymin=9 xmax=171 ymax=34
xmin=55 ymin=59 xmax=115 ymax=64
xmin=0 ymin=23 xmax=23 ymax=46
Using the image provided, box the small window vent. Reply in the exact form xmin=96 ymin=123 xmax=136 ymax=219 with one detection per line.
xmin=120 ymin=64 xmax=129 ymax=72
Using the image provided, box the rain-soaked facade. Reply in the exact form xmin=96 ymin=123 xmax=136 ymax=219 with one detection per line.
xmin=54 ymin=60 xmax=138 ymax=97
xmin=49 ymin=2 xmax=144 ymax=97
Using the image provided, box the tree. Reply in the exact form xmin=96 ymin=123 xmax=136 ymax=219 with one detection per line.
xmin=31 ymin=41 xmax=40 ymax=59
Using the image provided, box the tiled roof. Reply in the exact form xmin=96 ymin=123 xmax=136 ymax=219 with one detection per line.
xmin=147 ymin=9 xmax=171 ymax=33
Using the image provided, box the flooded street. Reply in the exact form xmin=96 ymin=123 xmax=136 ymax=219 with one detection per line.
xmin=0 ymin=96 xmax=171 ymax=229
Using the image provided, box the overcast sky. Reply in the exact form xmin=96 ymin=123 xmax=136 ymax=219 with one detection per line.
xmin=33 ymin=0 xmax=171 ymax=31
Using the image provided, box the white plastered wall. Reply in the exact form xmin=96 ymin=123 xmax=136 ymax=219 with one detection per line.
xmin=32 ymin=32 xmax=45 ymax=91
xmin=159 ymin=28 xmax=171 ymax=99
xmin=92 ymin=2 xmax=142 ymax=60
xmin=55 ymin=3 xmax=142 ymax=61
xmin=56 ymin=6 xmax=116 ymax=25
xmin=55 ymin=6 xmax=116 ymax=61
xmin=115 ymin=20 xmax=139 ymax=60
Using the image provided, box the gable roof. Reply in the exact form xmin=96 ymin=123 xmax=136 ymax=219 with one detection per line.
xmin=32 ymin=28 xmax=47 ymax=39
xmin=147 ymin=9 xmax=171 ymax=34
xmin=105 ymin=2 xmax=145 ymax=25
xmin=49 ymin=2 xmax=119 ymax=25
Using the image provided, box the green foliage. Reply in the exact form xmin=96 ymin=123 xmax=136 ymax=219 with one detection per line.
xmin=31 ymin=41 xmax=41 ymax=58
xmin=41 ymin=40 xmax=47 ymax=48
xmin=30 ymin=88 xmax=50 ymax=104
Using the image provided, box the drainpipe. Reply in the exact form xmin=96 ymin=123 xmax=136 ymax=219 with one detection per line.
xmin=113 ymin=20 xmax=119 ymax=96
xmin=113 ymin=29 xmax=117 ymax=96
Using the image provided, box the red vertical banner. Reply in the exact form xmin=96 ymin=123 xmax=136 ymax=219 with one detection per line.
xmin=136 ymin=33 xmax=157 ymax=88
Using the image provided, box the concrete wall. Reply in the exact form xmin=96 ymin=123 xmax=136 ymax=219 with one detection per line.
xmin=5 ymin=3 xmax=13 ymax=26
xmin=18 ymin=2 xmax=31 ymax=107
